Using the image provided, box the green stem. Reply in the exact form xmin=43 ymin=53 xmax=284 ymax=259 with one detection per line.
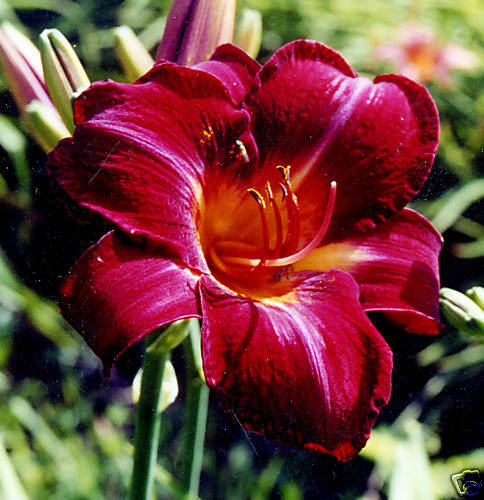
xmin=129 ymin=331 xmax=170 ymax=500
xmin=180 ymin=320 xmax=209 ymax=498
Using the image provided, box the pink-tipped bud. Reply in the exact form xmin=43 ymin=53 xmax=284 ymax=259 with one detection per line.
xmin=0 ymin=22 xmax=69 ymax=150
xmin=156 ymin=0 xmax=235 ymax=66
xmin=0 ymin=22 xmax=55 ymax=115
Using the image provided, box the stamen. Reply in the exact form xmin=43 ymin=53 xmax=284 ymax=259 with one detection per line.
xmin=235 ymin=140 xmax=250 ymax=163
xmin=200 ymin=125 xmax=214 ymax=145
xmin=246 ymin=188 xmax=269 ymax=266
xmin=208 ymin=247 xmax=252 ymax=278
xmin=277 ymin=165 xmax=300 ymax=254
xmin=266 ymin=181 xmax=336 ymax=266
xmin=247 ymin=188 xmax=266 ymax=209
xmin=279 ymin=182 xmax=287 ymax=201
xmin=276 ymin=165 xmax=291 ymax=181
xmin=222 ymin=182 xmax=337 ymax=268
xmin=266 ymin=182 xmax=283 ymax=257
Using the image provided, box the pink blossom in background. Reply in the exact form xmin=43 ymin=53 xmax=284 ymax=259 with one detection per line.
xmin=374 ymin=23 xmax=479 ymax=87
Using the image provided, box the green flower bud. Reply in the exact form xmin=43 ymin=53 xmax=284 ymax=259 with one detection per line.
xmin=112 ymin=26 xmax=154 ymax=82
xmin=148 ymin=319 xmax=192 ymax=354
xmin=440 ymin=287 xmax=484 ymax=336
xmin=0 ymin=22 xmax=68 ymax=149
xmin=24 ymin=100 xmax=70 ymax=152
xmin=234 ymin=9 xmax=262 ymax=59
xmin=466 ymin=286 xmax=484 ymax=310
xmin=132 ymin=361 xmax=178 ymax=411
xmin=39 ymin=29 xmax=90 ymax=132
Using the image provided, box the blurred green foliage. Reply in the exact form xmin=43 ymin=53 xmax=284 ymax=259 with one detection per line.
xmin=0 ymin=0 xmax=483 ymax=498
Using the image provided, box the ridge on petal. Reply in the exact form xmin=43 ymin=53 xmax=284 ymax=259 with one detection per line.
xmin=49 ymin=63 xmax=259 ymax=272
xmin=244 ymin=39 xmax=440 ymax=239
xmin=255 ymin=39 xmax=357 ymax=85
xmin=199 ymin=269 xmax=392 ymax=461
xmin=59 ymin=230 xmax=201 ymax=369
xmin=195 ymin=43 xmax=261 ymax=104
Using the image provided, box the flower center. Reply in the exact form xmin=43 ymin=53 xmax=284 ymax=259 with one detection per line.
xmin=207 ymin=165 xmax=337 ymax=283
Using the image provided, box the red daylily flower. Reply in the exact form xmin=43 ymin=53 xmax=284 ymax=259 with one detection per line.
xmin=49 ymin=40 xmax=442 ymax=461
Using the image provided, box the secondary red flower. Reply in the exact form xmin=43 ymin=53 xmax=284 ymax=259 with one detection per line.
xmin=49 ymin=40 xmax=442 ymax=461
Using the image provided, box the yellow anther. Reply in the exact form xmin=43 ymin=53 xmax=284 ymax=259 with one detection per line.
xmin=265 ymin=181 xmax=273 ymax=199
xmin=276 ymin=165 xmax=291 ymax=182
xmin=247 ymin=188 xmax=266 ymax=209
xmin=235 ymin=139 xmax=250 ymax=163
xmin=200 ymin=126 xmax=214 ymax=144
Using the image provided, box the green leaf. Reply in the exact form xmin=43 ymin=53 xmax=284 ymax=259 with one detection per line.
xmin=431 ymin=179 xmax=484 ymax=233
xmin=0 ymin=437 xmax=29 ymax=500
xmin=0 ymin=115 xmax=30 ymax=196
xmin=388 ymin=421 xmax=436 ymax=500
xmin=0 ymin=250 xmax=78 ymax=354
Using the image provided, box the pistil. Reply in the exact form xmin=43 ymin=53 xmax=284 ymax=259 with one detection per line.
xmin=264 ymin=181 xmax=336 ymax=267
xmin=208 ymin=246 xmax=253 ymax=278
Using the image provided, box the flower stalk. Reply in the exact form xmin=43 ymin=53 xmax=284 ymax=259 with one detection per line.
xmin=129 ymin=319 xmax=198 ymax=500
xmin=129 ymin=331 xmax=170 ymax=500
xmin=180 ymin=319 xmax=208 ymax=498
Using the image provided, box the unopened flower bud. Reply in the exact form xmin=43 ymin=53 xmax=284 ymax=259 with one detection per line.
xmin=234 ymin=8 xmax=262 ymax=59
xmin=0 ymin=21 xmax=68 ymax=148
xmin=440 ymin=287 xmax=484 ymax=336
xmin=112 ymin=26 xmax=154 ymax=82
xmin=148 ymin=319 xmax=192 ymax=354
xmin=466 ymin=287 xmax=484 ymax=310
xmin=24 ymin=100 xmax=70 ymax=152
xmin=39 ymin=29 xmax=90 ymax=132
xmin=156 ymin=0 xmax=235 ymax=66
xmin=132 ymin=361 xmax=178 ymax=411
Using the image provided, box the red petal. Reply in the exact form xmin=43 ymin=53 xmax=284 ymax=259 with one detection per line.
xmin=195 ymin=44 xmax=261 ymax=104
xmin=353 ymin=209 xmax=443 ymax=334
xmin=295 ymin=208 xmax=443 ymax=334
xmin=245 ymin=40 xmax=439 ymax=236
xmin=49 ymin=64 xmax=255 ymax=271
xmin=199 ymin=270 xmax=392 ymax=461
xmin=60 ymin=231 xmax=200 ymax=369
